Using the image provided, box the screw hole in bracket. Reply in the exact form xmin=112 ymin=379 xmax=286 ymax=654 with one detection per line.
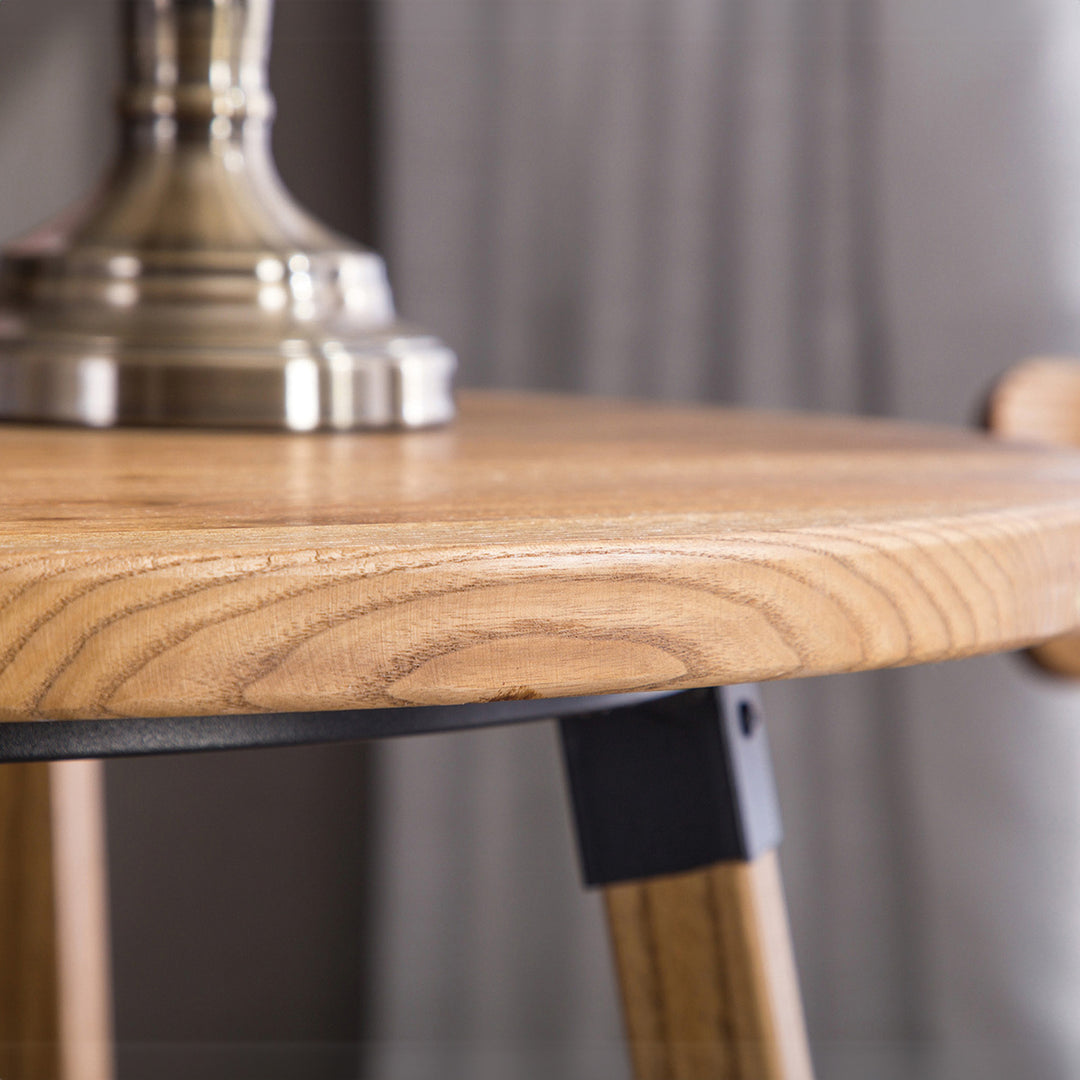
xmin=738 ymin=699 xmax=758 ymax=738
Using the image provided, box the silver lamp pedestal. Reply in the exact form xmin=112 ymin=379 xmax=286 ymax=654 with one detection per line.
xmin=0 ymin=0 xmax=456 ymax=430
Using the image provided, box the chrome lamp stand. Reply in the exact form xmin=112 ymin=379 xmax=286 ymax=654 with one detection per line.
xmin=0 ymin=0 xmax=455 ymax=430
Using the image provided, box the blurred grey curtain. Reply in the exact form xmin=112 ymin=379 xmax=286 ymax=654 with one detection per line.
xmin=368 ymin=2 xmax=1080 ymax=1079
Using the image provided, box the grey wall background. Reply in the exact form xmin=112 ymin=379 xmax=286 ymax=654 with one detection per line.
xmin=376 ymin=3 xmax=1080 ymax=1079
xmin=5 ymin=1 xmax=1080 ymax=1079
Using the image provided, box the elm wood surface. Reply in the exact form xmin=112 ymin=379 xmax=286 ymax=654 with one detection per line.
xmin=0 ymin=762 xmax=112 ymax=1080
xmin=988 ymin=357 xmax=1080 ymax=675
xmin=605 ymin=853 xmax=812 ymax=1080
xmin=3 ymin=390 xmax=1080 ymax=721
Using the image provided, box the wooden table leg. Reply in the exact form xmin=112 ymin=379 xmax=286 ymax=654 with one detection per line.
xmin=561 ymin=687 xmax=814 ymax=1080
xmin=605 ymin=853 xmax=811 ymax=1080
xmin=0 ymin=762 xmax=113 ymax=1080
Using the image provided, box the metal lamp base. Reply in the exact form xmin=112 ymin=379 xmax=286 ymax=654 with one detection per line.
xmin=0 ymin=0 xmax=456 ymax=431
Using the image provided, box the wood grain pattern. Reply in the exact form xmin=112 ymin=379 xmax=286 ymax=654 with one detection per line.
xmin=3 ymin=390 xmax=1080 ymax=720
xmin=0 ymin=762 xmax=112 ymax=1080
xmin=605 ymin=853 xmax=813 ymax=1080
xmin=987 ymin=358 xmax=1080 ymax=675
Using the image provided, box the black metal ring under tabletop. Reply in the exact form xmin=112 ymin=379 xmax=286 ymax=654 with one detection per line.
xmin=0 ymin=690 xmax=680 ymax=763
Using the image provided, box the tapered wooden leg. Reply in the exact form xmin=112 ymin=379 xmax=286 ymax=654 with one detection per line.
xmin=605 ymin=852 xmax=812 ymax=1080
xmin=560 ymin=687 xmax=814 ymax=1080
xmin=0 ymin=762 xmax=113 ymax=1080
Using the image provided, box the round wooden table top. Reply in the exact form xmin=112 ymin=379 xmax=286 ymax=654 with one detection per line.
xmin=2 ymin=390 xmax=1080 ymax=723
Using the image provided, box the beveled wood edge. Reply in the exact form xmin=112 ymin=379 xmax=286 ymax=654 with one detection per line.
xmin=7 ymin=388 xmax=1080 ymax=718
xmin=6 ymin=500 xmax=1080 ymax=723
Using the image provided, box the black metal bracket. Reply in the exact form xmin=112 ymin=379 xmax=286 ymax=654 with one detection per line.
xmin=558 ymin=685 xmax=782 ymax=887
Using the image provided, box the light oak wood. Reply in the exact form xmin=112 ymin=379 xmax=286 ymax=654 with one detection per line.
xmin=50 ymin=762 xmax=113 ymax=1080
xmin=3 ymin=390 xmax=1080 ymax=720
xmin=0 ymin=762 xmax=112 ymax=1080
xmin=987 ymin=356 xmax=1080 ymax=448
xmin=987 ymin=358 xmax=1080 ymax=675
xmin=0 ymin=764 xmax=59 ymax=1080
xmin=605 ymin=852 xmax=813 ymax=1080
